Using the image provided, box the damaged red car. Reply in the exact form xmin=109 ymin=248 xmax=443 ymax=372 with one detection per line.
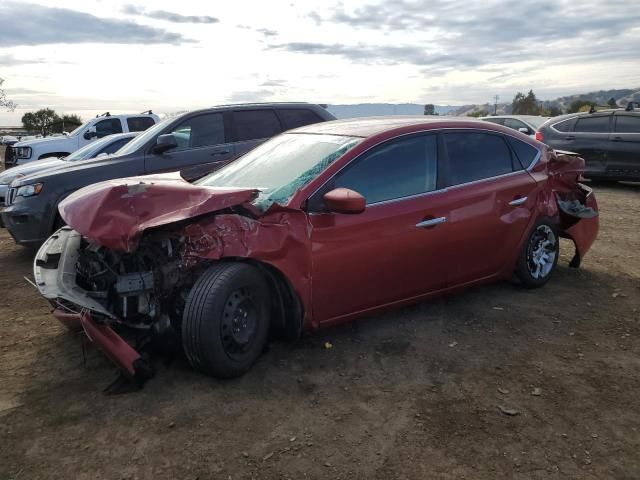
xmin=33 ymin=117 xmax=599 ymax=385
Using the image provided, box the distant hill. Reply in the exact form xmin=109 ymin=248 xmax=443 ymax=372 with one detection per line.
xmin=452 ymin=88 xmax=640 ymax=116
xmin=327 ymin=103 xmax=457 ymax=118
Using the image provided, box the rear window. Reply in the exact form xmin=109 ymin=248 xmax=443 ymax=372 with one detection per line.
xmin=278 ymin=108 xmax=324 ymax=130
xmin=234 ymin=110 xmax=282 ymax=142
xmin=574 ymin=115 xmax=610 ymax=133
xmin=444 ymin=132 xmax=514 ymax=186
xmin=507 ymin=137 xmax=539 ymax=169
xmin=615 ymin=115 xmax=640 ymax=133
xmin=127 ymin=117 xmax=155 ymax=132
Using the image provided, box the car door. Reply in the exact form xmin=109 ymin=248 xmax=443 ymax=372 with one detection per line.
xmin=307 ymin=133 xmax=450 ymax=325
xmin=609 ymin=113 xmax=640 ymax=178
xmin=81 ymin=118 xmax=123 ymax=147
xmin=231 ymin=109 xmax=284 ymax=158
xmin=564 ymin=114 xmax=612 ymax=174
xmin=441 ymin=130 xmax=539 ymax=285
xmin=144 ymin=112 xmax=234 ymax=181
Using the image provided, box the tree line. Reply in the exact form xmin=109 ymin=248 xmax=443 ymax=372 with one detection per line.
xmin=21 ymin=108 xmax=82 ymax=136
xmin=464 ymin=90 xmax=620 ymax=117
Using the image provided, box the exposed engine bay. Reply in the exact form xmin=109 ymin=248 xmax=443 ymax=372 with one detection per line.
xmin=74 ymin=233 xmax=194 ymax=328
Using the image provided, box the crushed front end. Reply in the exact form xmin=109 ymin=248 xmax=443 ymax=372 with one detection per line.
xmin=34 ymin=226 xmax=208 ymax=387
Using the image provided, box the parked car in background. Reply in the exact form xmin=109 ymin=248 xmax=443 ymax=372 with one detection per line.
xmin=1 ymin=135 xmax=19 ymax=146
xmin=480 ymin=115 xmax=549 ymax=137
xmin=4 ymin=111 xmax=159 ymax=168
xmin=0 ymin=132 xmax=138 ymax=206
xmin=2 ymin=103 xmax=334 ymax=247
xmin=33 ymin=117 xmax=598 ymax=384
xmin=536 ymin=104 xmax=640 ymax=181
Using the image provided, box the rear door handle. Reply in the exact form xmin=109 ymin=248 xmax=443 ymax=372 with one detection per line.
xmin=211 ymin=149 xmax=230 ymax=156
xmin=565 ymin=135 xmax=575 ymax=140
xmin=612 ymin=136 xmax=623 ymax=142
xmin=415 ymin=217 xmax=447 ymax=228
xmin=508 ymin=196 xmax=528 ymax=206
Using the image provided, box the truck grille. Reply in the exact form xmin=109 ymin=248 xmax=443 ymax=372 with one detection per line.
xmin=4 ymin=146 xmax=16 ymax=168
xmin=5 ymin=187 xmax=16 ymax=206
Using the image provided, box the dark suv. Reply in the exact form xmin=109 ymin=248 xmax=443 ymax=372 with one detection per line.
xmin=536 ymin=104 xmax=640 ymax=181
xmin=1 ymin=103 xmax=335 ymax=246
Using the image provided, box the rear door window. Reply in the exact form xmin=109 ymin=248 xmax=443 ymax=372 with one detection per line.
xmin=168 ymin=113 xmax=225 ymax=151
xmin=333 ymin=134 xmax=438 ymax=205
xmin=234 ymin=110 xmax=282 ymax=142
xmin=278 ymin=109 xmax=324 ymax=130
xmin=614 ymin=115 xmax=640 ymax=133
xmin=94 ymin=118 xmax=123 ymax=138
xmin=574 ymin=115 xmax=611 ymax=133
xmin=127 ymin=117 xmax=155 ymax=132
xmin=444 ymin=132 xmax=514 ymax=186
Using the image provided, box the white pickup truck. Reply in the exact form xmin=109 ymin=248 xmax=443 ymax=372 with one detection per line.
xmin=5 ymin=112 xmax=160 ymax=168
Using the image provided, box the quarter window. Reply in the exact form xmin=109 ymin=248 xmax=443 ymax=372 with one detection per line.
xmin=127 ymin=117 xmax=155 ymax=132
xmin=552 ymin=118 xmax=573 ymax=132
xmin=574 ymin=115 xmax=610 ymax=133
xmin=444 ymin=132 xmax=513 ymax=186
xmin=169 ymin=113 xmax=225 ymax=150
xmin=234 ymin=110 xmax=282 ymax=142
xmin=94 ymin=118 xmax=123 ymax=138
xmin=278 ymin=109 xmax=324 ymax=130
xmin=333 ymin=134 xmax=438 ymax=205
xmin=507 ymin=137 xmax=539 ymax=169
xmin=614 ymin=115 xmax=640 ymax=133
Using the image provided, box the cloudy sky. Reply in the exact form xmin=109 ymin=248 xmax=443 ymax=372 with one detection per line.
xmin=1 ymin=0 xmax=639 ymax=124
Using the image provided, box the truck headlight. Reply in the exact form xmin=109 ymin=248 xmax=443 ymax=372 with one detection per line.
xmin=16 ymin=183 xmax=43 ymax=198
xmin=15 ymin=147 xmax=32 ymax=159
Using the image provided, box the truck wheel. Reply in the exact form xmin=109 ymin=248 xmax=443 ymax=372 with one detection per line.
xmin=182 ymin=263 xmax=271 ymax=378
xmin=515 ymin=219 xmax=559 ymax=288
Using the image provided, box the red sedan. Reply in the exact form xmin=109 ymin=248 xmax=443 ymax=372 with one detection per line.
xmin=34 ymin=117 xmax=599 ymax=386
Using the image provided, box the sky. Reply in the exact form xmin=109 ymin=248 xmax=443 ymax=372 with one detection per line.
xmin=1 ymin=0 xmax=639 ymax=124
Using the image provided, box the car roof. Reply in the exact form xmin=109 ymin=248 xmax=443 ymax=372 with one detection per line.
xmin=291 ymin=116 xmax=512 ymax=138
xmin=480 ymin=115 xmax=547 ymax=121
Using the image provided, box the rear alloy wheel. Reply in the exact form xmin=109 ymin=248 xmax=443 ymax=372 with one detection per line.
xmin=182 ymin=263 xmax=271 ymax=378
xmin=515 ymin=220 xmax=559 ymax=288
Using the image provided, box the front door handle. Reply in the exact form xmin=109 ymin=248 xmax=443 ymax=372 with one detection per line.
xmin=565 ymin=135 xmax=576 ymax=140
xmin=508 ymin=196 xmax=528 ymax=206
xmin=612 ymin=136 xmax=623 ymax=142
xmin=416 ymin=217 xmax=447 ymax=228
xmin=211 ymin=149 xmax=230 ymax=156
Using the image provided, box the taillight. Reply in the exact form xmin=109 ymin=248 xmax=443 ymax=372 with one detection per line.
xmin=535 ymin=131 xmax=544 ymax=142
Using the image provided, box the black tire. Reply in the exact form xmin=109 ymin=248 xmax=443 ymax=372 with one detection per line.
xmin=515 ymin=218 xmax=559 ymax=289
xmin=182 ymin=263 xmax=271 ymax=378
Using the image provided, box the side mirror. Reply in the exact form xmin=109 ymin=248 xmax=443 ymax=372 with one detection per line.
xmin=518 ymin=127 xmax=530 ymax=134
xmin=153 ymin=134 xmax=178 ymax=154
xmin=83 ymin=127 xmax=97 ymax=140
xmin=323 ymin=188 xmax=365 ymax=214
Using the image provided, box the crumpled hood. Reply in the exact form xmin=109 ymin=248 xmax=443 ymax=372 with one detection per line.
xmin=59 ymin=172 xmax=259 ymax=252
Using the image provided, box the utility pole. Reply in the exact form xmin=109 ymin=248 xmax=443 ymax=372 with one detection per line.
xmin=493 ymin=95 xmax=499 ymax=115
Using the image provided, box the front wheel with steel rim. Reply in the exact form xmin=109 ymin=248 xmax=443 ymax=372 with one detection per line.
xmin=182 ymin=263 xmax=271 ymax=378
xmin=515 ymin=219 xmax=559 ymax=288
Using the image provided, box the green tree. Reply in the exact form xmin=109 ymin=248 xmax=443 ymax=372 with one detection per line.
xmin=22 ymin=108 xmax=61 ymax=135
xmin=0 ymin=77 xmax=17 ymax=111
xmin=607 ymin=97 xmax=617 ymax=108
xmin=424 ymin=104 xmax=437 ymax=115
xmin=541 ymin=105 xmax=562 ymax=117
xmin=512 ymin=90 xmax=541 ymax=115
xmin=567 ymin=99 xmax=596 ymax=114
xmin=50 ymin=114 xmax=82 ymax=134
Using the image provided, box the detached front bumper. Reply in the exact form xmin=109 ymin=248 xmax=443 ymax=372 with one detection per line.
xmin=35 ymin=228 xmax=154 ymax=382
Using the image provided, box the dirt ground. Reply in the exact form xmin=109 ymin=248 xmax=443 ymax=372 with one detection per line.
xmin=0 ymin=146 xmax=639 ymax=479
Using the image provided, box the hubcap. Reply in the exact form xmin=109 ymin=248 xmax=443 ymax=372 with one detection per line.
xmin=527 ymin=225 xmax=557 ymax=279
xmin=221 ymin=287 xmax=258 ymax=359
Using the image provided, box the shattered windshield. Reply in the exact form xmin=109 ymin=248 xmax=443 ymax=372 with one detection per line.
xmin=197 ymin=133 xmax=361 ymax=211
